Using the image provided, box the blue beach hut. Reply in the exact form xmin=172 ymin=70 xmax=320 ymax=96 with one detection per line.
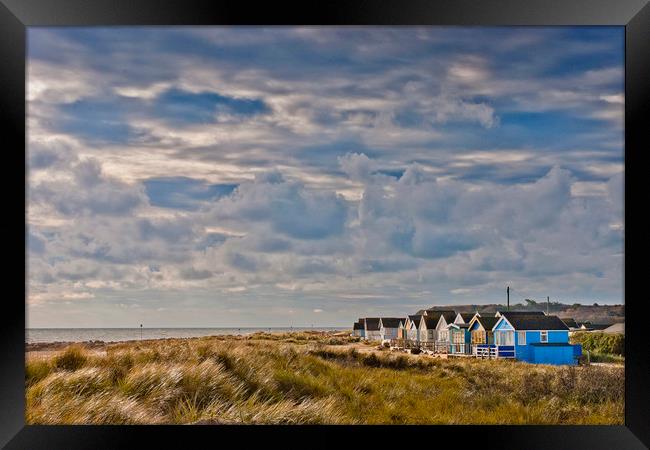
xmin=492 ymin=314 xmax=581 ymax=365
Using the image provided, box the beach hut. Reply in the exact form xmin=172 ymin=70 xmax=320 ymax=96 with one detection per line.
xmin=447 ymin=322 xmax=471 ymax=354
xmin=406 ymin=314 xmax=423 ymax=344
xmin=418 ymin=310 xmax=455 ymax=348
xmin=398 ymin=318 xmax=409 ymax=341
xmin=352 ymin=321 xmax=363 ymax=337
xmin=491 ymin=314 xmax=581 ymax=365
xmin=434 ymin=311 xmax=458 ymax=349
xmin=357 ymin=318 xmax=366 ymax=339
xmin=418 ymin=315 xmax=437 ymax=349
xmin=364 ymin=318 xmax=382 ymax=341
xmin=468 ymin=315 xmax=499 ymax=355
xmin=379 ymin=318 xmax=402 ymax=342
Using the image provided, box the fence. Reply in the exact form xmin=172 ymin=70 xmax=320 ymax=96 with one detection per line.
xmin=390 ymin=340 xmax=522 ymax=359
xmin=390 ymin=340 xmax=476 ymax=355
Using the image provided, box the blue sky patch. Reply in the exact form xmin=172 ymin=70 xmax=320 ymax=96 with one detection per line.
xmin=152 ymin=88 xmax=269 ymax=125
xmin=144 ymin=177 xmax=237 ymax=210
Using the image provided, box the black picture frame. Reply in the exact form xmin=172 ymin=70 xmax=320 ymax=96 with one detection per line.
xmin=1 ymin=0 xmax=648 ymax=448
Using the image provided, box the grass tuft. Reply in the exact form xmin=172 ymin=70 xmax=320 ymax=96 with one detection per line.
xmin=52 ymin=345 xmax=87 ymax=371
xmin=26 ymin=358 xmax=51 ymax=386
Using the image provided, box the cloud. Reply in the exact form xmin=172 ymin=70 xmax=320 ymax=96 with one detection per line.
xmin=31 ymin=158 xmax=146 ymax=217
xmin=210 ymin=172 xmax=349 ymax=240
xmin=179 ymin=267 xmax=213 ymax=280
xmin=25 ymin=27 xmax=624 ymax=326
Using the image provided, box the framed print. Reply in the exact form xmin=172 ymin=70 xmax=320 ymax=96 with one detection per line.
xmin=1 ymin=0 xmax=648 ymax=448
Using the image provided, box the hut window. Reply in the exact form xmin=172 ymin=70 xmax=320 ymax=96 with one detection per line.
xmin=497 ymin=331 xmax=514 ymax=346
xmin=540 ymin=331 xmax=548 ymax=343
xmin=517 ymin=331 xmax=526 ymax=345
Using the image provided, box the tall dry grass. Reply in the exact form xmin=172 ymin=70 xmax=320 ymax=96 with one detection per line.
xmin=25 ymin=334 xmax=624 ymax=424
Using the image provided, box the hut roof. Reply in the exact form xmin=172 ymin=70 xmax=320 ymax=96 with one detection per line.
xmin=365 ymin=318 xmax=381 ymax=331
xmin=438 ymin=311 xmax=457 ymax=325
xmin=353 ymin=322 xmax=363 ymax=330
xmin=422 ymin=316 xmax=439 ymax=328
xmin=422 ymin=310 xmax=455 ymax=326
xmin=457 ymin=313 xmax=475 ymax=322
xmin=408 ymin=315 xmax=423 ymax=327
xmin=380 ymin=318 xmax=402 ymax=328
xmin=473 ymin=316 xmax=499 ymax=330
xmin=502 ymin=315 xmax=569 ymax=331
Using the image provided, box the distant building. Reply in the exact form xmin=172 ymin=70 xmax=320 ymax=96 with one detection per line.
xmin=495 ymin=310 xmax=546 ymax=318
xmin=559 ymin=317 xmax=579 ymax=331
xmin=587 ymin=324 xmax=610 ymax=331
xmin=577 ymin=321 xmax=610 ymax=331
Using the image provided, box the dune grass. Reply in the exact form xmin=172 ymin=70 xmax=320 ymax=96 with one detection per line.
xmin=25 ymin=333 xmax=624 ymax=425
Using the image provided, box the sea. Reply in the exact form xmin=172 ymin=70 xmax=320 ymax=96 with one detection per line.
xmin=26 ymin=327 xmax=344 ymax=344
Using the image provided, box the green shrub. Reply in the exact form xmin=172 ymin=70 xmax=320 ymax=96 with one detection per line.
xmin=53 ymin=345 xmax=87 ymax=371
xmin=571 ymin=332 xmax=624 ymax=355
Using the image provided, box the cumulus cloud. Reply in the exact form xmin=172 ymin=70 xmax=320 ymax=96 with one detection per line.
xmin=210 ymin=172 xmax=349 ymax=240
xmin=31 ymin=157 xmax=146 ymax=217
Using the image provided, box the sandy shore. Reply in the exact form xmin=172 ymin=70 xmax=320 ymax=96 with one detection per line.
xmin=26 ymin=330 xmax=351 ymax=354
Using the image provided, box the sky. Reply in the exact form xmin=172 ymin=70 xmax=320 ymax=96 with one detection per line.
xmin=26 ymin=27 xmax=624 ymax=328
